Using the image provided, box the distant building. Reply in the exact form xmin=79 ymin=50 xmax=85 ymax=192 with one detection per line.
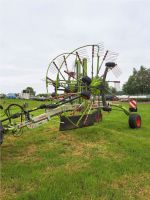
xmin=19 ymin=90 xmax=30 ymax=99
xmin=7 ymin=93 xmax=16 ymax=99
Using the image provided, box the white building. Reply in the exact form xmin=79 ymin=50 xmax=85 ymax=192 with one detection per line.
xmin=19 ymin=91 xmax=30 ymax=99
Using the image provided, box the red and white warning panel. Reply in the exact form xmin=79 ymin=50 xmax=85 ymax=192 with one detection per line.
xmin=129 ymin=99 xmax=137 ymax=112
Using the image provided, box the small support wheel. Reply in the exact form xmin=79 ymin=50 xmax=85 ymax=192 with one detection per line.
xmin=82 ymin=76 xmax=92 ymax=85
xmin=81 ymin=91 xmax=91 ymax=99
xmin=93 ymin=110 xmax=102 ymax=122
xmin=129 ymin=114 xmax=141 ymax=128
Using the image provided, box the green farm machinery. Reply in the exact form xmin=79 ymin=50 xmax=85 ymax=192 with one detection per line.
xmin=0 ymin=44 xmax=141 ymax=144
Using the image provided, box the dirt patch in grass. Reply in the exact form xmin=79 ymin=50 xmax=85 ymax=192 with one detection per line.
xmin=14 ymin=144 xmax=41 ymax=163
xmin=1 ymin=181 xmax=36 ymax=200
xmin=57 ymin=133 xmax=123 ymax=161
xmin=64 ymin=161 xmax=88 ymax=172
xmin=45 ymin=127 xmax=59 ymax=133
xmin=2 ymin=135 xmax=18 ymax=145
xmin=112 ymin=173 xmax=150 ymax=200
xmin=1 ymin=186 xmax=17 ymax=200
xmin=26 ymin=144 xmax=37 ymax=154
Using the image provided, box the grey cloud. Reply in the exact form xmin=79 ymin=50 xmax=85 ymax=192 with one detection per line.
xmin=0 ymin=0 xmax=150 ymax=93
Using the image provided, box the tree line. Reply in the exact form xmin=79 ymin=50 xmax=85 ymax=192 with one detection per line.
xmin=123 ymin=66 xmax=150 ymax=95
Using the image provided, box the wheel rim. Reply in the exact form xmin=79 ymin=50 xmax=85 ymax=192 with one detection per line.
xmin=136 ymin=117 xmax=141 ymax=127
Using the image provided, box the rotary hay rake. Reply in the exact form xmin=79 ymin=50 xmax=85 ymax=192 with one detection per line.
xmin=0 ymin=44 xmax=141 ymax=144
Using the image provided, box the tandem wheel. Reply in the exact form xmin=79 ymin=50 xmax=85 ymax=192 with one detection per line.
xmin=129 ymin=114 xmax=141 ymax=128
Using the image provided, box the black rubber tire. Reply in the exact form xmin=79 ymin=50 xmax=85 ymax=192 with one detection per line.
xmin=82 ymin=76 xmax=92 ymax=85
xmin=51 ymin=92 xmax=57 ymax=97
xmin=64 ymin=87 xmax=71 ymax=93
xmin=81 ymin=91 xmax=91 ymax=99
xmin=129 ymin=107 xmax=137 ymax=112
xmin=105 ymin=62 xmax=116 ymax=68
xmin=129 ymin=114 xmax=141 ymax=129
xmin=103 ymin=107 xmax=112 ymax=112
xmin=65 ymin=85 xmax=78 ymax=93
xmin=92 ymin=110 xmax=102 ymax=122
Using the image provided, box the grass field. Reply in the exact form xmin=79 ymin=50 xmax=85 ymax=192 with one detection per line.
xmin=1 ymin=99 xmax=150 ymax=200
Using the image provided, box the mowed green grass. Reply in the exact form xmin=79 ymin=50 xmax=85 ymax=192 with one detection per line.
xmin=1 ymin=99 xmax=150 ymax=200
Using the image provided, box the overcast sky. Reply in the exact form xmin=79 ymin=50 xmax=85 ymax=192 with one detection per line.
xmin=0 ymin=0 xmax=150 ymax=94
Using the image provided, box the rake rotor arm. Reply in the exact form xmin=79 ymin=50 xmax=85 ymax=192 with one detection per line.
xmin=101 ymin=62 xmax=118 ymax=107
xmin=97 ymin=50 xmax=109 ymax=74
xmin=101 ymin=66 xmax=109 ymax=106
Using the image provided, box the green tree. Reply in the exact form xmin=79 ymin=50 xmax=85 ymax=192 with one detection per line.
xmin=23 ymin=87 xmax=36 ymax=96
xmin=123 ymin=66 xmax=150 ymax=94
xmin=110 ymin=87 xmax=117 ymax=94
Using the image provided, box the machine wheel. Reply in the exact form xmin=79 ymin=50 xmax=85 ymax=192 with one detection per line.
xmin=105 ymin=62 xmax=116 ymax=68
xmin=82 ymin=76 xmax=92 ymax=85
xmin=129 ymin=114 xmax=141 ymax=128
xmin=51 ymin=92 xmax=57 ymax=97
xmin=81 ymin=91 xmax=91 ymax=99
xmin=64 ymin=87 xmax=71 ymax=93
xmin=93 ymin=110 xmax=102 ymax=122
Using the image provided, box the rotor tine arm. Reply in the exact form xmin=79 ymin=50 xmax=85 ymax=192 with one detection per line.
xmin=63 ymin=55 xmax=69 ymax=71
xmin=53 ymin=61 xmax=66 ymax=80
xmin=97 ymin=50 xmax=109 ymax=74
xmin=76 ymin=51 xmax=83 ymax=66
xmin=76 ymin=51 xmax=87 ymax=74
